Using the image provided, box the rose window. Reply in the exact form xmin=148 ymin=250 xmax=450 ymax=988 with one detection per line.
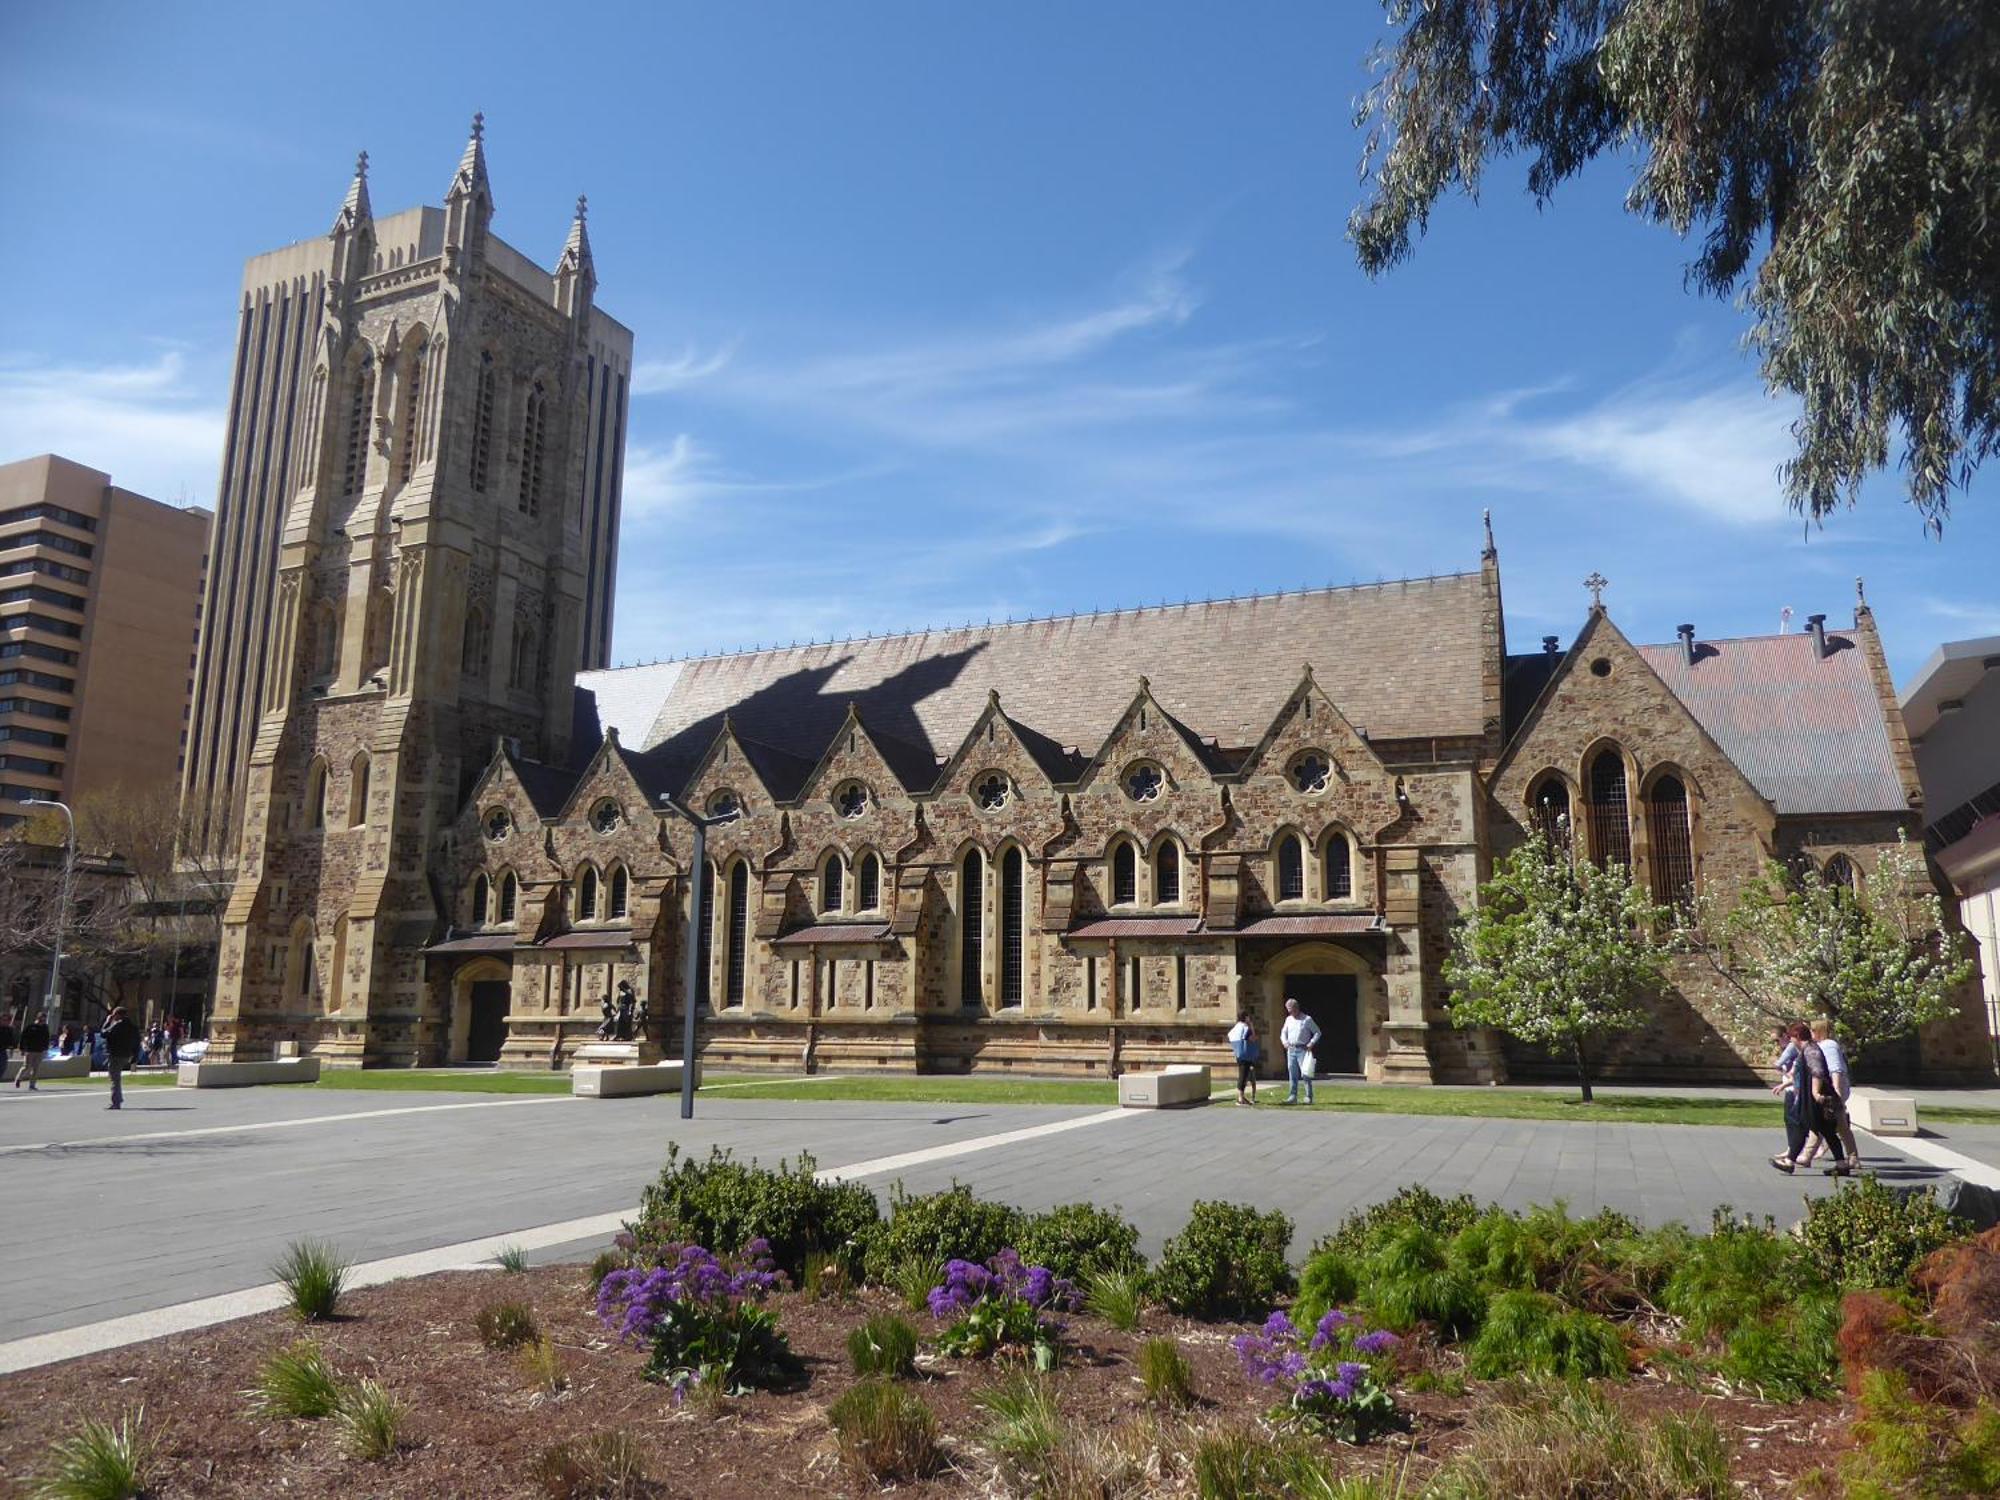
xmin=483 ymin=808 xmax=512 ymax=842
xmin=707 ymin=790 xmax=740 ymax=819
xmin=1125 ymin=764 xmax=1163 ymax=802
xmin=589 ymin=800 xmax=622 ymax=833
xmin=1291 ymin=754 xmax=1331 ymax=794
xmin=836 ymin=783 xmax=869 ymax=820
xmin=975 ymin=773 xmax=1010 ymax=811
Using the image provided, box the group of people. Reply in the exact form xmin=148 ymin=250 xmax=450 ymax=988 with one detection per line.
xmin=2 ymin=1006 xmax=169 ymax=1106
xmin=1225 ymin=997 xmax=1325 ymax=1106
xmin=1770 ymin=1017 xmax=1857 ymax=1176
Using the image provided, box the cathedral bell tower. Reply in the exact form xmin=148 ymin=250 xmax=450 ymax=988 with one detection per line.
xmin=206 ymin=120 xmax=632 ymax=1066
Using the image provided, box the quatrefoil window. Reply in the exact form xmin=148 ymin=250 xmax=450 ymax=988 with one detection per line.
xmin=974 ymin=773 xmax=1010 ymax=811
xmin=1124 ymin=763 xmax=1164 ymax=802
xmin=483 ymin=807 xmax=512 ymax=842
xmin=836 ymin=782 xmax=869 ymax=820
xmin=1291 ymin=753 xmax=1332 ymax=794
xmin=707 ymin=790 xmax=740 ymax=819
xmin=589 ymin=799 xmax=622 ymax=833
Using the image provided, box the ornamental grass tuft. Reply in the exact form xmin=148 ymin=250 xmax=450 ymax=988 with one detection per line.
xmin=1084 ymin=1268 xmax=1146 ymax=1332
xmin=847 ymin=1311 xmax=919 ymax=1379
xmin=29 ymin=1408 xmax=156 ymax=1500
xmin=1138 ymin=1336 xmax=1196 ymax=1408
xmin=829 ymin=1378 xmax=943 ymax=1482
xmin=248 ymin=1339 xmax=344 ymax=1420
xmin=271 ymin=1238 xmax=348 ymax=1322
xmin=520 ymin=1333 xmax=568 ymax=1394
xmin=335 ymin=1379 xmax=408 ymax=1461
xmin=494 ymin=1243 xmax=530 ymax=1274
xmin=476 ymin=1299 xmax=542 ymax=1350
xmin=531 ymin=1429 xmax=650 ymax=1499
xmin=977 ymin=1372 xmax=1065 ymax=1471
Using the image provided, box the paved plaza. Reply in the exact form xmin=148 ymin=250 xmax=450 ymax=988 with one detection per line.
xmin=4 ymin=1077 xmax=1991 ymax=1366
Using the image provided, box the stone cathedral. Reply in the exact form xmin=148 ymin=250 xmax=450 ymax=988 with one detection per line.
xmin=198 ymin=127 xmax=1988 ymax=1086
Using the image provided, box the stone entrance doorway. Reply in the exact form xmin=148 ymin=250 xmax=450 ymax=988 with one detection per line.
xmin=465 ymin=981 xmax=509 ymax=1064
xmin=1284 ymin=972 xmax=1361 ymax=1076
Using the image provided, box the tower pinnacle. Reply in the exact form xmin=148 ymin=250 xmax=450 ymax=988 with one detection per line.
xmin=333 ymin=149 xmax=372 ymax=234
xmin=447 ymin=111 xmax=491 ymax=204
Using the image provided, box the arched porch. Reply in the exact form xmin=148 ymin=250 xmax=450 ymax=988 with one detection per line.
xmin=1254 ymin=940 xmax=1387 ymax=1081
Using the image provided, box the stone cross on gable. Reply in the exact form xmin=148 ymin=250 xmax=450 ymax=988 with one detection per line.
xmin=1583 ymin=571 xmax=1608 ymax=608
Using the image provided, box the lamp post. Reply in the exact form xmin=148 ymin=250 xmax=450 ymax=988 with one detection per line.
xmin=22 ymin=799 xmax=74 ymax=1031
xmin=657 ymin=794 xmax=740 ymax=1120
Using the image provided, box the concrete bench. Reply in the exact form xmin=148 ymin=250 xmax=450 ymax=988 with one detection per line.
xmin=1849 ymin=1091 xmax=1919 ymax=1136
xmin=573 ymin=1061 xmax=688 ymax=1098
xmin=1 ymin=1054 xmax=90 ymax=1082
xmin=1118 ymin=1063 xmax=1212 ymax=1109
xmin=177 ymin=1057 xmax=322 ymax=1088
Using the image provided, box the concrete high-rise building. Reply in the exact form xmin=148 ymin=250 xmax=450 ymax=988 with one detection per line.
xmin=198 ymin=119 xmax=633 ymax=1066
xmin=182 ymin=117 xmax=631 ymax=865
xmin=0 ymin=454 xmax=210 ymax=822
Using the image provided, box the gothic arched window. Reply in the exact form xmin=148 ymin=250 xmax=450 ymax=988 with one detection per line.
xmin=1112 ymin=841 xmax=1138 ymax=905
xmin=398 ymin=339 xmax=426 ymax=483
xmin=305 ymin=759 xmax=329 ymax=831
xmin=1000 ymin=847 xmax=1025 ymax=1007
xmin=1155 ymin=842 xmax=1181 ymax=905
xmin=1531 ymin=775 xmax=1572 ymax=849
xmin=607 ymin=865 xmax=629 ymax=920
xmin=499 ymin=871 xmax=518 ymax=923
xmin=821 ymin=852 xmax=845 ymax=914
xmin=1324 ymin=833 xmax=1353 ymax=901
xmin=725 ymin=862 xmax=749 ymax=1007
xmin=470 ymin=352 xmax=496 ymax=493
xmin=1646 ymin=775 xmax=1695 ymax=907
xmin=857 ymin=852 xmax=882 ymax=911
xmin=1588 ymin=749 xmax=1632 ymax=868
xmin=349 ymin=752 xmax=370 ymax=828
xmin=461 ymin=606 xmax=489 ymax=679
xmin=1822 ymin=853 xmax=1856 ymax=889
xmin=518 ymin=381 xmax=548 ymax=516
xmin=510 ymin=623 xmax=537 ymax=692
xmin=578 ymin=865 xmax=599 ymax=921
xmin=342 ymin=351 xmax=374 ymax=496
xmin=959 ymin=848 xmax=984 ymax=1007
xmin=470 ymin=873 xmax=489 ymax=926
xmin=695 ymin=862 xmax=714 ymax=1009
xmin=1277 ymin=833 xmax=1305 ymax=901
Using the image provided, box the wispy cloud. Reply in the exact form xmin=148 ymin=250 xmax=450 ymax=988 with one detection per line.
xmin=0 ymin=350 xmax=225 ymax=505
xmin=630 ymin=341 xmax=737 ymax=394
xmin=1925 ymin=599 xmax=2000 ymax=635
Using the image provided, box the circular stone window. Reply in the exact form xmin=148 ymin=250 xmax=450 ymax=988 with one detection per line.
xmin=835 ymin=781 xmax=870 ymax=820
xmin=1589 ymin=657 xmax=1612 ymax=678
xmin=1289 ymin=751 xmax=1332 ymax=794
xmin=483 ymin=807 xmax=512 ymax=842
xmin=707 ymin=789 xmax=741 ymax=819
xmin=588 ymin=799 xmax=622 ymax=834
xmin=1124 ymin=762 xmax=1165 ymax=802
xmin=974 ymin=772 xmax=1010 ymax=811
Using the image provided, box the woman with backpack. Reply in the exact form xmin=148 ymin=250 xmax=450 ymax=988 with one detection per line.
xmin=1226 ymin=1011 xmax=1262 ymax=1106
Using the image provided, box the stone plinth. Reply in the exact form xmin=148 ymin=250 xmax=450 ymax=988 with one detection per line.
xmin=1850 ymin=1092 xmax=1919 ymax=1136
xmin=2 ymin=1054 xmax=89 ymax=1082
xmin=573 ymin=1061 xmax=688 ymax=1098
xmin=1117 ymin=1063 xmax=1211 ymax=1109
xmin=177 ymin=1057 xmax=322 ymax=1088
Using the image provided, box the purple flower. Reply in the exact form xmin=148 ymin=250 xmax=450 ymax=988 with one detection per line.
xmin=1309 ymin=1309 xmax=1352 ymax=1351
xmin=1262 ymin=1310 xmax=1296 ymax=1340
xmin=1353 ymin=1330 xmax=1400 ymax=1357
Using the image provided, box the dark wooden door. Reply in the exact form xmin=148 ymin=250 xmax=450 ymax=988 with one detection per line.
xmin=466 ymin=980 xmax=509 ymax=1064
xmin=1284 ymin=973 xmax=1360 ymax=1076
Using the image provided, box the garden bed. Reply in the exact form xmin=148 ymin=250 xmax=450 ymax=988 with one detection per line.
xmin=0 ymin=1263 xmax=1847 ymax=1498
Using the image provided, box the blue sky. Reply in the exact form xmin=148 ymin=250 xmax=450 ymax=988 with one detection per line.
xmin=2 ymin=2 xmax=1994 ymax=686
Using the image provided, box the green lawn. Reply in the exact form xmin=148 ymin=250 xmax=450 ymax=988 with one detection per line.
xmin=37 ymin=1066 xmax=2000 ymax=1128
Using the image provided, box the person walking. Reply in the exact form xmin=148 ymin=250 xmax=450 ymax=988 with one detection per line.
xmin=1771 ymin=1021 xmax=1850 ymax=1176
xmin=15 ymin=1011 xmax=50 ymax=1089
xmin=102 ymin=1006 xmax=140 ymax=1110
xmin=1798 ymin=1018 xmax=1861 ymax=1170
xmin=1226 ymin=1011 xmax=1262 ymax=1105
xmin=0 ymin=1009 xmax=14 ymax=1083
xmin=1279 ymin=997 xmax=1321 ymax=1106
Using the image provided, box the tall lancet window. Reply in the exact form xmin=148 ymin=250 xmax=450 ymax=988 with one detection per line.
xmin=470 ymin=352 xmax=496 ymax=492
xmin=959 ymin=849 xmax=984 ymax=1007
xmin=518 ymin=381 xmax=548 ymax=516
xmin=342 ymin=352 xmax=375 ymax=496
xmin=398 ymin=341 xmax=426 ymax=483
xmin=1000 ymin=848 xmax=1026 ymax=1007
xmin=1588 ymin=749 xmax=1633 ymax=868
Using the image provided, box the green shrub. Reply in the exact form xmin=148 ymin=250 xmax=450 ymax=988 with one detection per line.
xmin=1842 ymin=1370 xmax=2000 ymax=1500
xmin=1362 ymin=1225 xmax=1484 ymax=1339
xmin=847 ymin=1312 xmax=919 ymax=1379
xmin=1658 ymin=1210 xmax=1798 ymax=1343
xmin=271 ymin=1238 xmax=348 ymax=1322
xmin=630 ymin=1143 xmax=881 ymax=1280
xmin=1311 ymin=1185 xmax=1481 ymax=1261
xmin=1191 ymin=1428 xmax=1339 ymax=1499
xmin=1464 ymin=1290 xmax=1627 ymax=1381
xmin=1719 ymin=1292 xmax=1841 ymax=1401
xmin=521 ymin=1334 xmax=567 ymax=1393
xmin=1017 ymin=1201 xmax=1144 ymax=1281
xmin=977 ymin=1373 xmax=1065 ymax=1472
xmin=1138 ymin=1337 xmax=1196 ymax=1408
xmin=829 ymin=1378 xmax=942 ymax=1482
xmin=1447 ymin=1203 xmax=1641 ymax=1303
xmin=1292 ymin=1247 xmax=1361 ymax=1328
xmin=1422 ymin=1379 xmax=1730 ymax=1500
xmin=475 ymin=1299 xmax=541 ymax=1350
xmin=531 ymin=1430 xmax=649 ymax=1499
xmin=863 ymin=1183 xmax=1025 ymax=1286
xmin=335 ymin=1379 xmax=407 ymax=1461
xmin=1797 ymin=1177 xmax=1968 ymax=1291
xmin=1153 ymin=1201 xmax=1295 ymax=1319
xmin=29 ymin=1408 xmax=155 ymax=1500
xmin=248 ymin=1340 xmax=345 ymax=1420
xmin=1084 ymin=1267 xmax=1146 ymax=1331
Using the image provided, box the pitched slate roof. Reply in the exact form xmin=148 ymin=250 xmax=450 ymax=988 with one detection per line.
xmin=577 ymin=576 xmax=1489 ymax=799
xmin=1633 ymin=630 xmax=1907 ymax=816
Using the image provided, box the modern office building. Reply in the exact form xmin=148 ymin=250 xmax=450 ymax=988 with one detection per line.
xmin=0 ymin=454 xmax=209 ymax=823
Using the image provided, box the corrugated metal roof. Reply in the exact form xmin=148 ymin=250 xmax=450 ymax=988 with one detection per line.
xmin=1066 ymin=917 xmax=1203 ymax=940
xmin=771 ymin=921 xmax=893 ymax=946
xmin=540 ymin=928 xmax=636 ymax=950
xmin=582 ymin=576 xmax=1489 ymax=799
xmin=1636 ymin=631 xmax=1907 ymax=815
xmin=423 ymin=933 xmax=515 ymax=955
xmin=1063 ymin=914 xmax=1383 ymax=940
xmin=1230 ymin=914 xmax=1385 ymax=938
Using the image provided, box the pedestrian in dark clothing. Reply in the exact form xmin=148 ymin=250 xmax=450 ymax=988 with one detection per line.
xmin=16 ymin=1012 xmax=50 ymax=1089
xmin=0 ymin=1011 xmax=15 ymax=1081
xmin=103 ymin=1006 xmax=140 ymax=1110
xmin=1770 ymin=1021 xmax=1850 ymax=1176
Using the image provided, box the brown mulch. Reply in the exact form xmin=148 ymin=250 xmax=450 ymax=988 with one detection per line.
xmin=0 ymin=1266 xmax=1849 ymax=1498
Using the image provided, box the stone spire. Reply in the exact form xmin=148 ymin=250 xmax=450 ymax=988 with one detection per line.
xmin=555 ymin=193 xmax=596 ymax=318
xmin=447 ymin=111 xmax=491 ymax=204
xmin=443 ymin=112 xmax=494 ymax=271
xmin=333 ymin=150 xmax=372 ymax=234
xmin=329 ymin=150 xmax=376 ymax=293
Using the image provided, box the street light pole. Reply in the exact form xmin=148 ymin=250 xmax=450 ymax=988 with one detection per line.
xmin=658 ymin=794 xmax=738 ymax=1120
xmin=22 ymin=799 xmax=74 ymax=1031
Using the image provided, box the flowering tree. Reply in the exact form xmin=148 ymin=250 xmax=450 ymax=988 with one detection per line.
xmin=1684 ymin=836 xmax=1975 ymax=1057
xmin=1444 ymin=831 xmax=1670 ymax=1102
